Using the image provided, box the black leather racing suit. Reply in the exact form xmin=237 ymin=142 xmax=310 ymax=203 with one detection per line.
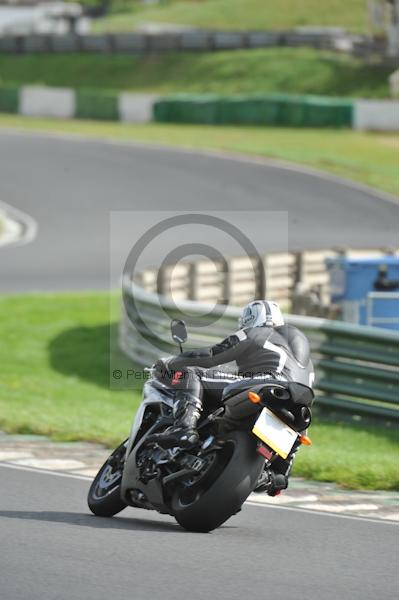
xmin=166 ymin=322 xmax=314 ymax=395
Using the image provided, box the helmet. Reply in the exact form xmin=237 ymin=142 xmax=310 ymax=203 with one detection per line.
xmin=238 ymin=300 xmax=284 ymax=329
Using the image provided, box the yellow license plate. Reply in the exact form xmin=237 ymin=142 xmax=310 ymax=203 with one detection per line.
xmin=252 ymin=407 xmax=298 ymax=459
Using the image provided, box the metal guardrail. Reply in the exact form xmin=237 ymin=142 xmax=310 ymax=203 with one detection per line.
xmin=120 ymin=280 xmax=399 ymax=422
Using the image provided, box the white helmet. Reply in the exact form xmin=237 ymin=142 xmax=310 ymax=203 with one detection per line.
xmin=238 ymin=300 xmax=284 ymax=329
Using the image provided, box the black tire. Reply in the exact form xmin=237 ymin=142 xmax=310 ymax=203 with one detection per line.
xmin=87 ymin=440 xmax=128 ymax=517
xmin=171 ymin=431 xmax=264 ymax=533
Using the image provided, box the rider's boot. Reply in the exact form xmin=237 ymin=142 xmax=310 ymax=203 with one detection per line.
xmin=254 ymin=451 xmax=296 ymax=496
xmin=253 ymin=470 xmax=289 ymax=496
xmin=149 ymin=392 xmax=202 ymax=449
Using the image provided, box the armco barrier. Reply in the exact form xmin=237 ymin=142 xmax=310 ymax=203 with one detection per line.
xmin=153 ymin=95 xmax=354 ymax=127
xmin=120 ymin=281 xmax=399 ymax=421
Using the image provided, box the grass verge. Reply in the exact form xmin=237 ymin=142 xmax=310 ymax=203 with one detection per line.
xmin=295 ymin=420 xmax=398 ymax=491
xmin=0 ymin=292 xmax=141 ymax=447
xmin=0 ymin=49 xmax=391 ymax=98
xmin=94 ymin=0 xmax=368 ymax=34
xmin=1 ymin=114 xmax=399 ymax=197
xmin=0 ymin=292 xmax=398 ymax=490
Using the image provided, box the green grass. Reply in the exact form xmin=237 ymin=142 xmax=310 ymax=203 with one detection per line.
xmin=1 ymin=114 xmax=399 ymax=197
xmin=0 ymin=49 xmax=391 ymax=98
xmin=0 ymin=292 xmax=141 ymax=447
xmin=0 ymin=292 xmax=398 ymax=490
xmin=295 ymin=420 xmax=399 ymax=491
xmin=94 ymin=0 xmax=369 ymax=34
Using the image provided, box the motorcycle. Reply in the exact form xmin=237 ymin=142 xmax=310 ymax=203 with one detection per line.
xmin=88 ymin=319 xmax=314 ymax=532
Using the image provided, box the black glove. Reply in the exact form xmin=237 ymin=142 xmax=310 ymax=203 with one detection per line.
xmin=153 ymin=357 xmax=175 ymax=380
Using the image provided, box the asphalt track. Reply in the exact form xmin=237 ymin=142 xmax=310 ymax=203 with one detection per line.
xmin=1 ymin=130 xmax=398 ymax=599
xmin=1 ymin=466 xmax=397 ymax=600
xmin=1 ymin=130 xmax=399 ymax=291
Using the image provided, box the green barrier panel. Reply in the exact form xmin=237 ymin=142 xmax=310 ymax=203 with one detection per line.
xmin=76 ymin=90 xmax=119 ymax=121
xmin=155 ymin=95 xmax=284 ymax=125
xmin=278 ymin=96 xmax=307 ymax=126
xmin=258 ymin=98 xmax=284 ymax=125
xmin=183 ymin=98 xmax=220 ymax=124
xmin=219 ymin=96 xmax=283 ymax=125
xmin=154 ymin=95 xmax=222 ymax=124
xmin=153 ymin=94 xmax=354 ymax=128
xmin=277 ymin=95 xmax=353 ymax=128
xmin=304 ymin=96 xmax=353 ymax=127
xmin=0 ymin=86 xmax=19 ymax=114
xmin=215 ymin=97 xmax=239 ymax=124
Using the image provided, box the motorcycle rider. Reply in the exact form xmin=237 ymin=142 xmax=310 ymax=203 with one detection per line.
xmin=151 ymin=300 xmax=314 ymax=496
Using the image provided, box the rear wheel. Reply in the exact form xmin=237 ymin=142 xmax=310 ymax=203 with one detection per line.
xmin=171 ymin=431 xmax=264 ymax=533
xmin=87 ymin=440 xmax=128 ymax=517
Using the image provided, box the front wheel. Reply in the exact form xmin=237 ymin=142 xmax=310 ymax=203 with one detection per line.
xmin=87 ymin=440 xmax=128 ymax=517
xmin=171 ymin=431 xmax=264 ymax=533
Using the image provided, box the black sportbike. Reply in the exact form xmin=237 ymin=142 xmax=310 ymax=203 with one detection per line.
xmin=88 ymin=320 xmax=314 ymax=532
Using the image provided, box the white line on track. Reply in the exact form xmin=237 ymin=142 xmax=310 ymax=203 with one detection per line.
xmin=2 ymin=462 xmax=398 ymax=526
xmin=0 ymin=199 xmax=38 ymax=246
xmin=246 ymin=500 xmax=399 ymax=526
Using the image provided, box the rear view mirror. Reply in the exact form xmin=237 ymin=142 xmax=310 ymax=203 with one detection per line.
xmin=171 ymin=319 xmax=187 ymax=345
